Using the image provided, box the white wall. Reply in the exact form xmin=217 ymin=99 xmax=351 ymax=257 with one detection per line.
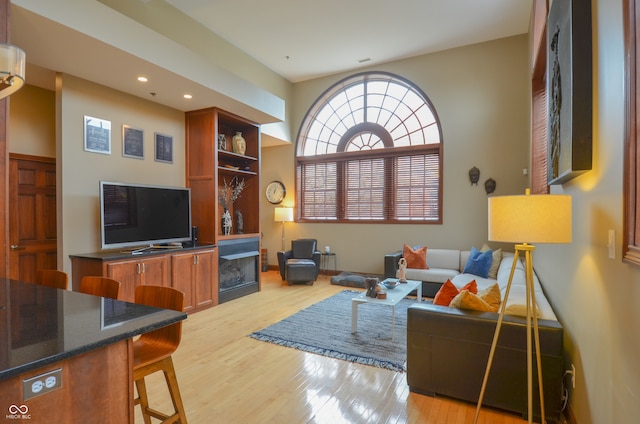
xmin=533 ymin=0 xmax=640 ymax=422
xmin=261 ymin=35 xmax=531 ymax=273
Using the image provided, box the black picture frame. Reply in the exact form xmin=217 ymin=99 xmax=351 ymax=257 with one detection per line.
xmin=154 ymin=132 xmax=173 ymax=164
xmin=122 ymin=125 xmax=144 ymax=159
xmin=547 ymin=0 xmax=593 ymax=185
xmin=84 ymin=115 xmax=111 ymax=155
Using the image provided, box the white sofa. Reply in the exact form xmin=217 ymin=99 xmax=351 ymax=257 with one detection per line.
xmin=384 ymin=248 xmax=557 ymax=320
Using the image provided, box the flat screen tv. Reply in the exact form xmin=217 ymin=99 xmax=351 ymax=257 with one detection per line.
xmin=100 ymin=181 xmax=191 ymax=251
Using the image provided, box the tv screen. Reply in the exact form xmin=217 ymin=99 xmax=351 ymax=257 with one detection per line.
xmin=100 ymin=181 xmax=191 ymax=250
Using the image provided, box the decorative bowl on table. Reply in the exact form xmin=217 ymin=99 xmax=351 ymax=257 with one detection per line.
xmin=381 ymin=280 xmax=399 ymax=290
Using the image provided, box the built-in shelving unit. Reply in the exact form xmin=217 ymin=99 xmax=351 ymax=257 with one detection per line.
xmin=185 ymin=108 xmax=261 ymax=302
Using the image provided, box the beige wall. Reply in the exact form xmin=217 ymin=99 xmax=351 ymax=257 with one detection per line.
xmin=9 ymin=84 xmax=55 ymax=157
xmin=56 ymin=74 xmax=185 ymax=270
xmin=533 ymin=0 xmax=640 ymax=422
xmin=261 ymin=35 xmax=531 ymax=273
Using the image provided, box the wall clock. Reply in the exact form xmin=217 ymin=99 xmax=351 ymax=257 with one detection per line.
xmin=265 ymin=181 xmax=286 ymax=204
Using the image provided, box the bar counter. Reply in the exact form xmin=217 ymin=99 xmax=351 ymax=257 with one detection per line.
xmin=0 ymin=278 xmax=187 ymax=422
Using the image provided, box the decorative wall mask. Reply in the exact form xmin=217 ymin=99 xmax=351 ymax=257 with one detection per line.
xmin=468 ymin=166 xmax=480 ymax=185
xmin=484 ymin=178 xmax=496 ymax=195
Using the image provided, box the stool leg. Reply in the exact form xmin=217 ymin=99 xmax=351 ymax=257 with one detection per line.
xmin=163 ymin=356 xmax=188 ymax=424
xmin=135 ymin=377 xmax=152 ymax=424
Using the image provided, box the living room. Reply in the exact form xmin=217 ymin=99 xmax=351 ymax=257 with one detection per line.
xmin=3 ymin=0 xmax=639 ymax=423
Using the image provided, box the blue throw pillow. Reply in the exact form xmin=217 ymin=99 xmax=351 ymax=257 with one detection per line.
xmin=463 ymin=247 xmax=493 ymax=278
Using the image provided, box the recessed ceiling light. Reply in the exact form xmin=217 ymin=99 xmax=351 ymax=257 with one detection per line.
xmin=137 ymin=76 xmax=148 ymax=82
xmin=183 ymin=94 xmax=192 ymax=99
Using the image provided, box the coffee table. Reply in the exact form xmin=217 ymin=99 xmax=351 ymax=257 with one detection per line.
xmin=351 ymin=278 xmax=422 ymax=340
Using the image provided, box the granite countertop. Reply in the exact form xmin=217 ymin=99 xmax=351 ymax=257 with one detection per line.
xmin=0 ymin=278 xmax=187 ymax=381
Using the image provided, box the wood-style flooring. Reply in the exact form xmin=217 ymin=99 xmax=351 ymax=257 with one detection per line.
xmin=134 ymin=271 xmax=528 ymax=423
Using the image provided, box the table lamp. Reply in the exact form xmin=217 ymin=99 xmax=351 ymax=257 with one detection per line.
xmin=274 ymin=207 xmax=294 ymax=251
xmin=474 ymin=189 xmax=571 ymax=424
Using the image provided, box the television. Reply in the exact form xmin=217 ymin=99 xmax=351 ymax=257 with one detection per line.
xmin=100 ymin=181 xmax=192 ymax=251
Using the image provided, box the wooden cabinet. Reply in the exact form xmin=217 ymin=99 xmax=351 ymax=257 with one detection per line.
xmin=185 ymin=108 xmax=261 ymax=244
xmin=171 ymin=248 xmax=217 ymax=312
xmin=105 ymin=255 xmax=169 ymax=302
xmin=70 ymin=246 xmax=216 ymax=309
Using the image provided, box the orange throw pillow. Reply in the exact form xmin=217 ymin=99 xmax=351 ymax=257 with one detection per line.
xmin=403 ymin=244 xmax=428 ymax=269
xmin=433 ymin=279 xmax=478 ymax=306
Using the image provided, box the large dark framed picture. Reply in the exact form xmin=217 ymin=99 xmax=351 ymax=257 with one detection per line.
xmin=547 ymin=0 xmax=592 ymax=185
xmin=154 ymin=132 xmax=173 ymax=164
xmin=122 ymin=125 xmax=144 ymax=159
xmin=84 ymin=115 xmax=111 ymax=155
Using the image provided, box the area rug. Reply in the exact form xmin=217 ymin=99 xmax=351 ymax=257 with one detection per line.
xmin=249 ymin=290 xmax=417 ymax=372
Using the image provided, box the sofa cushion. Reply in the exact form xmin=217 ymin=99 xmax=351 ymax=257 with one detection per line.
xmin=433 ymin=279 xmax=478 ymax=306
xmin=481 ymin=244 xmax=502 ymax=279
xmin=449 ymin=283 xmax=501 ymax=312
xmin=462 ymin=247 xmax=493 ymax=278
xmin=403 ymin=244 xmax=428 ymax=269
xmin=405 ymin=267 xmax=460 ymax=284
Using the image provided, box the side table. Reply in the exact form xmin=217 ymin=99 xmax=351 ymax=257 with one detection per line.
xmin=320 ymin=252 xmax=337 ymax=274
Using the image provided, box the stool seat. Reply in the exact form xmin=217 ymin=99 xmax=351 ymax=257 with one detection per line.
xmin=36 ymin=269 xmax=69 ymax=290
xmin=133 ymin=338 xmax=176 ymax=369
xmin=79 ymin=276 xmax=121 ymax=299
xmin=133 ymin=285 xmax=187 ymax=424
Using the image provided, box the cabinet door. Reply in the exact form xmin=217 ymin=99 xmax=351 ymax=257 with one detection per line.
xmin=171 ymin=252 xmax=195 ymax=312
xmin=140 ymin=256 xmax=169 ymax=287
xmin=106 ymin=259 xmax=140 ymax=302
xmin=194 ymin=250 xmax=216 ymax=309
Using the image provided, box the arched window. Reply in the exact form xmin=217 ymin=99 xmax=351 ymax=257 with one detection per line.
xmin=296 ymin=72 xmax=443 ymax=223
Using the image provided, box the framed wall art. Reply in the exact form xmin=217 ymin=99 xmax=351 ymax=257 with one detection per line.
xmin=122 ymin=125 xmax=144 ymax=159
xmin=547 ymin=0 xmax=592 ymax=185
xmin=84 ymin=115 xmax=111 ymax=155
xmin=154 ymin=132 xmax=173 ymax=164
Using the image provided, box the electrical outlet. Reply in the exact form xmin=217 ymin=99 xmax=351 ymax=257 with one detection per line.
xmin=23 ymin=368 xmax=62 ymax=401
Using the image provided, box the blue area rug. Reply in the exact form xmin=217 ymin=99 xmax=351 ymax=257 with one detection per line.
xmin=249 ymin=290 xmax=416 ymax=372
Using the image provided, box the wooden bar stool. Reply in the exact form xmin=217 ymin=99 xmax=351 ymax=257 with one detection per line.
xmin=36 ymin=269 xmax=69 ymax=290
xmin=133 ymin=285 xmax=187 ymax=424
xmin=79 ymin=276 xmax=121 ymax=299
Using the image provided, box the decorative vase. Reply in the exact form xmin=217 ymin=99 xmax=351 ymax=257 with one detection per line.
xmin=222 ymin=208 xmax=232 ymax=235
xmin=232 ymin=132 xmax=246 ymax=155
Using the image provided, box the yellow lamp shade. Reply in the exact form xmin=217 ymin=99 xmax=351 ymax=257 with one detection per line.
xmin=274 ymin=207 xmax=293 ymax=223
xmin=488 ymin=193 xmax=572 ymax=244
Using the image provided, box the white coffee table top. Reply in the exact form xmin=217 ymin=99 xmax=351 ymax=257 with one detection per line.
xmin=352 ymin=278 xmax=421 ymax=306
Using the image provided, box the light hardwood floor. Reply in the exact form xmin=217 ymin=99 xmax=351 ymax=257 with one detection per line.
xmin=134 ymin=271 xmax=528 ymax=424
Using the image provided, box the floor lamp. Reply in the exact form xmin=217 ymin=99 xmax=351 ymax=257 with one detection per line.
xmin=474 ymin=189 xmax=571 ymax=424
xmin=274 ymin=207 xmax=293 ymax=251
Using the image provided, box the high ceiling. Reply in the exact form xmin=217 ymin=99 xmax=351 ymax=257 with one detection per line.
xmin=166 ymin=0 xmax=533 ymax=83
xmin=10 ymin=0 xmax=533 ymax=122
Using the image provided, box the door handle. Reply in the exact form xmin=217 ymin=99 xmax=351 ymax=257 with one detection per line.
xmin=10 ymin=245 xmax=25 ymax=251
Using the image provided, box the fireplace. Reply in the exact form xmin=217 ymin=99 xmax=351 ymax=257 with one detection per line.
xmin=218 ymin=237 xmax=260 ymax=303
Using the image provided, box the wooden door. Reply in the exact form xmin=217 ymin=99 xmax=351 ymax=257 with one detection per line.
xmin=8 ymin=155 xmax=57 ymax=283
